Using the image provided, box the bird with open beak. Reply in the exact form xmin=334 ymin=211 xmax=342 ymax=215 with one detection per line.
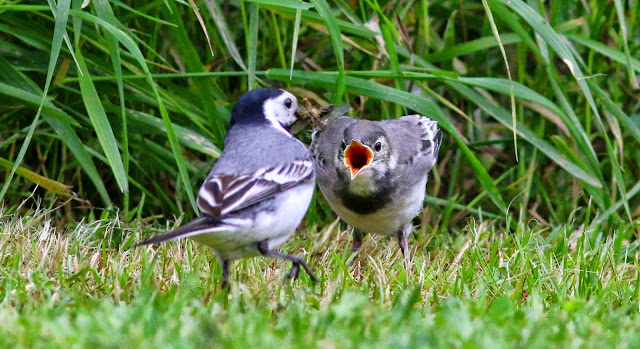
xmin=311 ymin=115 xmax=442 ymax=264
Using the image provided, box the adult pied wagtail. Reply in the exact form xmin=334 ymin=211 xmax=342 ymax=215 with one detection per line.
xmin=138 ymin=88 xmax=318 ymax=287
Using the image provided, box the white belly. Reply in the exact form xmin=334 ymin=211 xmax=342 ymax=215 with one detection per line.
xmin=323 ymin=177 xmax=426 ymax=235
xmin=191 ymin=182 xmax=315 ymax=260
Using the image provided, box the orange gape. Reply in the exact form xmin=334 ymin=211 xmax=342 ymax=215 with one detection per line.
xmin=344 ymin=140 xmax=373 ymax=178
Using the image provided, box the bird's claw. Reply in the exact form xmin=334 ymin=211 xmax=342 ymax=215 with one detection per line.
xmin=285 ymin=264 xmax=301 ymax=281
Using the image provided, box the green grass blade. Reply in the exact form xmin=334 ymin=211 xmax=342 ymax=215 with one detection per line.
xmin=486 ymin=0 xmax=541 ymax=57
xmin=0 ymin=0 xmax=71 ymax=204
xmin=451 ymin=76 xmax=601 ymax=179
xmin=267 ymin=12 xmax=286 ymax=70
xmin=498 ymin=0 xmax=596 ymax=116
xmin=567 ymin=34 xmax=640 ymax=73
xmin=75 ymin=49 xmax=128 ymax=193
xmin=613 ymin=0 xmax=639 ymax=89
xmin=0 ymin=156 xmax=72 ymax=196
xmin=310 ymin=0 xmax=345 ymax=104
xmin=44 ymin=115 xmax=112 ymax=205
xmin=65 ymin=8 xmax=199 ymax=212
xmin=93 ymin=0 xmax=129 ymax=209
xmin=263 ymin=4 xmax=374 ymax=38
xmin=246 ymin=0 xmax=314 ymax=10
xmin=447 ymin=81 xmax=602 ymax=189
xmin=545 ymin=67 xmax=604 ymax=184
xmin=0 ymin=56 xmax=112 ymax=206
xmin=109 ymin=0 xmax=177 ymax=26
xmin=122 ymin=107 xmax=221 ymax=158
xmin=187 ymin=0 xmax=215 ymax=57
xmin=167 ymin=0 xmax=226 ymax=145
xmin=204 ymin=0 xmax=248 ymax=71
xmin=424 ymin=33 xmax=521 ymax=63
xmin=0 ymin=82 xmax=78 ymax=126
xmin=290 ymin=9 xmax=302 ymax=79
xmin=380 ymin=18 xmax=403 ymax=116
xmin=589 ymin=181 xmax=640 ymax=229
xmin=247 ymin=2 xmax=259 ymax=89
xmin=589 ymin=82 xmax=640 ymax=146
xmin=47 ymin=0 xmax=82 ymax=74
xmin=452 ymin=78 xmax=559 ymax=115
xmin=481 ymin=0 xmax=518 ymax=161
xmin=499 ymin=0 xmax=630 ymax=219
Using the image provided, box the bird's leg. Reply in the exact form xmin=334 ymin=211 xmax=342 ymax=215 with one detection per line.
xmin=397 ymin=224 xmax=412 ymax=267
xmin=257 ymin=241 xmax=319 ymax=282
xmin=352 ymin=229 xmax=365 ymax=253
xmin=220 ymin=260 xmax=230 ymax=290
xmin=349 ymin=230 xmax=365 ymax=281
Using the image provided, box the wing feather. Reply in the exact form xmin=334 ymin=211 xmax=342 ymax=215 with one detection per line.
xmin=380 ymin=115 xmax=442 ymax=175
xmin=197 ymin=158 xmax=314 ymax=217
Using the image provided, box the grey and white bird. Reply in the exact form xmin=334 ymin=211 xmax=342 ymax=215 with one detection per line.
xmin=311 ymin=114 xmax=442 ymax=261
xmin=138 ymin=88 xmax=318 ymax=287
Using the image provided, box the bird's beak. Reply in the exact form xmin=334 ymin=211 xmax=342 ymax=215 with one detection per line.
xmin=344 ymin=140 xmax=373 ymax=180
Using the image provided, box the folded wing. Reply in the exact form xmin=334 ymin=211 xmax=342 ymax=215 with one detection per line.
xmin=380 ymin=114 xmax=442 ymax=176
xmin=197 ymin=158 xmax=315 ymax=217
xmin=137 ymin=158 xmax=314 ymax=246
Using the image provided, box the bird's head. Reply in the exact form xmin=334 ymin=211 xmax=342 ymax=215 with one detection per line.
xmin=338 ymin=121 xmax=394 ymax=186
xmin=230 ymin=88 xmax=299 ymax=133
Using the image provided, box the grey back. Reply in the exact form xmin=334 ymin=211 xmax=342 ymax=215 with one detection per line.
xmin=210 ymin=124 xmax=311 ymax=177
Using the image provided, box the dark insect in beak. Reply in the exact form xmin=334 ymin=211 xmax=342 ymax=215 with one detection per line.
xmin=343 ymin=140 xmax=373 ymax=180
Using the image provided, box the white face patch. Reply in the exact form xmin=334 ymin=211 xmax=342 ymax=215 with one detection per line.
xmin=263 ymin=90 xmax=299 ymax=136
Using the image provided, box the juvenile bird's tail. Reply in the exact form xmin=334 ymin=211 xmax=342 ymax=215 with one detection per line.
xmin=418 ymin=117 xmax=443 ymax=163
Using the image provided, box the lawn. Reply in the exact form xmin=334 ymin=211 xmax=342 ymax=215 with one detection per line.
xmin=2 ymin=206 xmax=640 ymax=347
xmin=1 ymin=0 xmax=640 ymax=347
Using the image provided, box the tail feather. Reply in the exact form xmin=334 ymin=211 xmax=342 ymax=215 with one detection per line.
xmin=135 ymin=215 xmax=221 ymax=247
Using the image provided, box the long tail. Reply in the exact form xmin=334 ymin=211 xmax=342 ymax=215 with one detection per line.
xmin=135 ymin=215 xmax=221 ymax=247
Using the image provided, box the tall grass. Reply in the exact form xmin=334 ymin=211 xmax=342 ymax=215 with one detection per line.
xmin=0 ymin=0 xmax=639 ymax=229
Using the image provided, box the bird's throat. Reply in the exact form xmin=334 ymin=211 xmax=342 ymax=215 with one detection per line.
xmin=347 ymin=171 xmax=376 ymax=196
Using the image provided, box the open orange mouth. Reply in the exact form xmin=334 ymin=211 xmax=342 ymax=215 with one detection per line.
xmin=344 ymin=140 xmax=373 ymax=179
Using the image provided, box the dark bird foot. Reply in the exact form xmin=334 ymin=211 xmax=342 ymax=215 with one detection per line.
xmin=351 ymin=229 xmax=365 ymax=254
xmin=285 ymin=263 xmax=301 ymax=280
xmin=258 ymin=241 xmax=319 ymax=283
xmin=220 ymin=260 xmax=230 ymax=290
xmin=348 ymin=230 xmax=365 ymax=267
xmin=397 ymin=227 xmax=412 ymax=268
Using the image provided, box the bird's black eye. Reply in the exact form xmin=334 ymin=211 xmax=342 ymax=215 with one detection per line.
xmin=284 ymin=98 xmax=293 ymax=109
xmin=374 ymin=141 xmax=382 ymax=152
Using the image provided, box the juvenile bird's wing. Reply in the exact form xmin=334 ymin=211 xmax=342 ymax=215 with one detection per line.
xmin=196 ymin=158 xmax=315 ymax=217
xmin=311 ymin=115 xmax=356 ymax=179
xmin=380 ymin=115 xmax=442 ymax=178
